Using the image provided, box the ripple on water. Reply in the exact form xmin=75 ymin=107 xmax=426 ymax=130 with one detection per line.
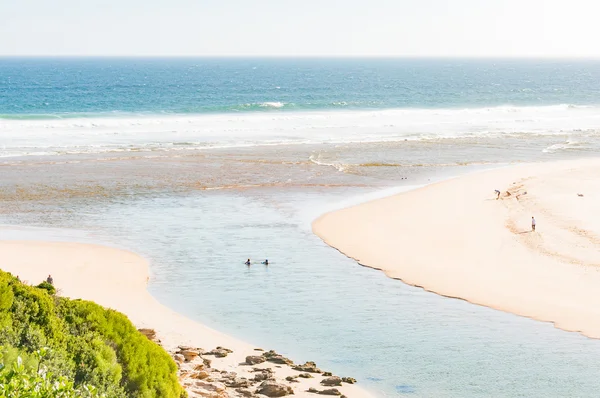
xmin=4 ymin=187 xmax=600 ymax=398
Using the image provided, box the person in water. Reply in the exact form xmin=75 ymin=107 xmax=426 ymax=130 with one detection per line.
xmin=262 ymin=259 xmax=269 ymax=265
xmin=245 ymin=259 xmax=251 ymax=266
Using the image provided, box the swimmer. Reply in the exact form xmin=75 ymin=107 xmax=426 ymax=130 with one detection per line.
xmin=245 ymin=259 xmax=251 ymax=266
xmin=262 ymin=259 xmax=269 ymax=265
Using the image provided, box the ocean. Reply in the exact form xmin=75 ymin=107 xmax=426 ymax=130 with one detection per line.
xmin=2 ymin=58 xmax=600 ymax=397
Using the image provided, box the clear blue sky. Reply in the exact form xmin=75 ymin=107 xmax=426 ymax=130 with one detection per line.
xmin=1 ymin=0 xmax=598 ymax=56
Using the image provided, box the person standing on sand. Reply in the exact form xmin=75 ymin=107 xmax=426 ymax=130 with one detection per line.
xmin=495 ymin=189 xmax=501 ymax=199
xmin=532 ymin=216 xmax=536 ymax=231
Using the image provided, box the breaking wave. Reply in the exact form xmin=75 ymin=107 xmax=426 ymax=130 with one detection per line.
xmin=3 ymin=104 xmax=600 ymax=158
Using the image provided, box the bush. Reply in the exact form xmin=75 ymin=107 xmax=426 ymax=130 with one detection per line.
xmin=0 ymin=350 xmax=99 ymax=397
xmin=36 ymin=281 xmax=56 ymax=295
xmin=0 ymin=270 xmax=184 ymax=397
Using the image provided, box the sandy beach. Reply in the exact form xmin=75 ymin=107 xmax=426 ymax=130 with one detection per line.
xmin=314 ymin=158 xmax=600 ymax=338
xmin=0 ymin=240 xmax=373 ymax=398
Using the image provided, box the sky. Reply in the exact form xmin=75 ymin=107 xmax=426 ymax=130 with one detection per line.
xmin=0 ymin=0 xmax=599 ymax=57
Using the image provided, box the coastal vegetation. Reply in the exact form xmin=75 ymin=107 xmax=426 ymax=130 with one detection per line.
xmin=0 ymin=270 xmax=185 ymax=397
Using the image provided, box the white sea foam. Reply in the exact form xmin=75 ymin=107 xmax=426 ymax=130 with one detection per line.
xmin=2 ymin=104 xmax=600 ymax=158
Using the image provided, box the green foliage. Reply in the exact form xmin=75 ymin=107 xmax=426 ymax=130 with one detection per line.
xmin=0 ymin=270 xmax=184 ymax=398
xmin=36 ymin=281 xmax=57 ymax=295
xmin=0 ymin=348 xmax=99 ymax=397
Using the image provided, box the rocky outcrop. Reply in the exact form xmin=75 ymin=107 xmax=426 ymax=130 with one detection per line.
xmin=341 ymin=377 xmax=356 ymax=384
xmin=298 ymin=373 xmax=312 ymax=379
xmin=292 ymin=361 xmax=321 ymax=373
xmin=246 ymin=355 xmax=267 ymax=365
xmin=206 ymin=347 xmax=233 ymax=358
xmin=255 ymin=381 xmax=294 ymax=397
xmin=319 ymin=389 xmax=342 ymax=396
xmin=262 ymin=350 xmax=293 ymax=366
xmin=320 ymin=377 xmax=342 ymax=387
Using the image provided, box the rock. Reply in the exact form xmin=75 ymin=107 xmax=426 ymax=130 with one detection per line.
xmin=252 ymin=367 xmax=273 ymax=373
xmin=321 ymin=377 xmax=342 ymax=387
xmin=180 ymin=349 xmax=200 ymax=362
xmin=254 ymin=348 xmax=264 ymax=351
xmin=268 ymin=356 xmax=293 ymax=365
xmin=207 ymin=348 xmax=231 ymax=358
xmin=255 ymin=381 xmax=294 ymax=397
xmin=246 ymin=355 xmax=267 ymax=365
xmin=216 ymin=346 xmax=233 ymax=353
xmin=194 ymin=363 xmax=205 ymax=371
xmin=173 ymin=354 xmax=185 ymax=363
xmin=193 ymin=380 xmax=226 ymax=392
xmin=203 ymin=358 xmax=212 ymax=368
xmin=285 ymin=376 xmax=299 ymax=383
xmin=319 ymin=389 xmax=342 ymax=396
xmin=262 ymin=350 xmax=293 ymax=366
xmin=191 ymin=371 xmax=210 ymax=380
xmin=253 ymin=371 xmax=273 ymax=382
xmin=307 ymin=388 xmax=319 ymax=393
xmin=237 ymin=389 xmax=255 ymax=397
xmin=226 ymin=377 xmax=251 ymax=388
xmin=220 ymin=371 xmax=237 ymax=380
xmin=292 ymin=362 xmax=321 ymax=373
xmin=322 ymin=372 xmax=332 ymax=377
xmin=138 ymin=328 xmax=156 ymax=340
xmin=298 ymin=373 xmax=312 ymax=379
xmin=341 ymin=377 xmax=356 ymax=384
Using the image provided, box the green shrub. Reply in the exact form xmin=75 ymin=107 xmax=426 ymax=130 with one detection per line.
xmin=36 ymin=281 xmax=57 ymax=295
xmin=0 ymin=270 xmax=184 ymax=397
xmin=0 ymin=349 xmax=98 ymax=397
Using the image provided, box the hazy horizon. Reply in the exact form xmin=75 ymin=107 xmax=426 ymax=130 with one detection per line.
xmin=2 ymin=0 xmax=600 ymax=57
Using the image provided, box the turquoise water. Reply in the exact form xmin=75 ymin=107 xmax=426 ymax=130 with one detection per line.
xmin=3 ymin=58 xmax=600 ymax=397
xmin=5 ymin=186 xmax=600 ymax=398
xmin=2 ymin=58 xmax=600 ymax=117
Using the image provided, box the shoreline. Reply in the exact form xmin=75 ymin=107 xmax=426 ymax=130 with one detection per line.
xmin=313 ymin=158 xmax=600 ymax=339
xmin=0 ymin=239 xmax=374 ymax=398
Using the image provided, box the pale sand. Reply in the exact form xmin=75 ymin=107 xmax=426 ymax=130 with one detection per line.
xmin=314 ymin=158 xmax=600 ymax=338
xmin=0 ymin=240 xmax=373 ymax=397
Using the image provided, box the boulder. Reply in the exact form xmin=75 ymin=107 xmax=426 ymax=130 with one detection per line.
xmin=298 ymin=373 xmax=313 ymax=379
xmin=319 ymin=389 xmax=342 ymax=396
xmin=292 ymin=362 xmax=321 ymax=373
xmin=180 ymin=349 xmax=200 ymax=362
xmin=226 ymin=377 xmax=251 ymax=388
xmin=246 ymin=355 xmax=267 ymax=365
xmin=321 ymin=377 xmax=342 ymax=387
xmin=322 ymin=372 xmax=332 ymax=377
xmin=253 ymin=371 xmax=273 ymax=382
xmin=237 ymin=389 xmax=255 ymax=397
xmin=207 ymin=348 xmax=231 ymax=358
xmin=341 ymin=377 xmax=356 ymax=384
xmin=191 ymin=371 xmax=210 ymax=380
xmin=307 ymin=388 xmax=319 ymax=393
xmin=267 ymin=355 xmax=293 ymax=365
xmin=255 ymin=381 xmax=294 ymax=397
xmin=138 ymin=328 xmax=156 ymax=340
xmin=262 ymin=350 xmax=293 ymax=366
xmin=173 ymin=354 xmax=185 ymax=363
xmin=203 ymin=358 xmax=212 ymax=368
xmin=285 ymin=376 xmax=299 ymax=383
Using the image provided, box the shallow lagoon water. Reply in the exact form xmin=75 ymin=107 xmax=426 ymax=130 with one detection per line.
xmin=6 ymin=186 xmax=600 ymax=398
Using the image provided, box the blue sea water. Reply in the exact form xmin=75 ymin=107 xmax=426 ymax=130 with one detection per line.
xmin=3 ymin=58 xmax=600 ymax=397
xmin=2 ymin=58 xmax=600 ymax=117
